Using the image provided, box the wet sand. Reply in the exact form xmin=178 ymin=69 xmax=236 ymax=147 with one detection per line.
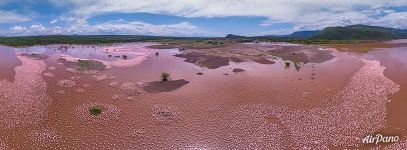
xmin=0 ymin=41 xmax=405 ymax=149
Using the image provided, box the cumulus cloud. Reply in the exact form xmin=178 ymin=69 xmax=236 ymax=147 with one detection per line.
xmin=4 ymin=0 xmax=407 ymax=35
xmin=0 ymin=11 xmax=31 ymax=23
xmin=48 ymin=0 xmax=407 ymax=26
xmin=9 ymin=24 xmax=63 ymax=35
xmin=7 ymin=21 xmax=204 ymax=36
xmin=67 ymin=20 xmax=203 ymax=36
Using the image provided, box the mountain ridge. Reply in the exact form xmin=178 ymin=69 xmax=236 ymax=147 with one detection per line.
xmin=225 ymin=24 xmax=407 ymax=40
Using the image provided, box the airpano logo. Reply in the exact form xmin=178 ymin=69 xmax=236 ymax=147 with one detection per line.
xmin=362 ymin=134 xmax=400 ymax=144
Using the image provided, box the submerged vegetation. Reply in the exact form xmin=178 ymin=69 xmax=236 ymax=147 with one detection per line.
xmin=77 ymin=59 xmax=106 ymax=70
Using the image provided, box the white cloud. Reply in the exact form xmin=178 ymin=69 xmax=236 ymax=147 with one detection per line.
xmin=9 ymin=26 xmax=27 ymax=33
xmin=49 ymin=1 xmax=407 ymax=20
xmin=4 ymin=0 xmax=407 ymax=35
xmin=67 ymin=20 xmax=203 ymax=36
xmin=0 ymin=11 xmax=31 ymax=23
xmin=372 ymin=12 xmax=407 ymax=29
xmin=9 ymin=24 xmax=63 ymax=35
xmin=50 ymin=19 xmax=58 ymax=24
xmin=7 ymin=21 xmax=205 ymax=36
xmin=44 ymin=0 xmax=407 ymax=34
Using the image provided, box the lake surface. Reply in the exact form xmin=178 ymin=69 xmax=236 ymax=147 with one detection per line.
xmin=0 ymin=41 xmax=406 ymax=149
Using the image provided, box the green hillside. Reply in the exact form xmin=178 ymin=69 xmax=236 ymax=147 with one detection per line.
xmin=313 ymin=25 xmax=407 ymax=40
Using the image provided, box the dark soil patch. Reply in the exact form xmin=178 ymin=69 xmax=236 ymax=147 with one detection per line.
xmin=254 ymin=58 xmax=275 ymax=64
xmin=175 ymin=52 xmax=229 ymax=69
xmin=232 ymin=68 xmax=245 ymax=73
xmin=143 ymin=79 xmax=189 ymax=93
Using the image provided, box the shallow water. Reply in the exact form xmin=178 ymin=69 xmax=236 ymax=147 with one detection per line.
xmin=0 ymin=41 xmax=405 ymax=149
xmin=0 ymin=46 xmax=22 ymax=81
xmin=347 ymin=44 xmax=407 ymax=148
xmin=14 ymin=44 xmax=139 ymax=61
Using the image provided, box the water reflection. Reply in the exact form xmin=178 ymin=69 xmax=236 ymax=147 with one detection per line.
xmin=14 ymin=45 xmax=136 ymax=61
xmin=0 ymin=46 xmax=22 ymax=81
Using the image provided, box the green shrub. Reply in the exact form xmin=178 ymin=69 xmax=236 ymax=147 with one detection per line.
xmin=285 ymin=61 xmax=291 ymax=67
xmin=89 ymin=106 xmax=104 ymax=116
xmin=161 ymin=72 xmax=170 ymax=81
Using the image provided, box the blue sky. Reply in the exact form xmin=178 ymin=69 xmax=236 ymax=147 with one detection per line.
xmin=0 ymin=0 xmax=406 ymax=37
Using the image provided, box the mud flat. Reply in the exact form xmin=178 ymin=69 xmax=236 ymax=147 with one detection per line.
xmin=267 ymin=46 xmax=335 ymax=63
xmin=175 ymin=52 xmax=230 ymax=69
xmin=170 ymin=41 xmax=335 ymax=69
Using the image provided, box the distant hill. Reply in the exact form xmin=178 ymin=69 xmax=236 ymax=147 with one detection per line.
xmin=225 ymin=34 xmax=248 ymax=39
xmin=225 ymin=24 xmax=407 ymax=40
xmin=312 ymin=25 xmax=407 ymax=40
xmin=286 ymin=30 xmax=320 ymax=39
